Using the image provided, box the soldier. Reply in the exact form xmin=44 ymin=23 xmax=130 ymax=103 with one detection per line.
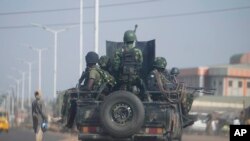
xmin=98 ymin=55 xmax=116 ymax=92
xmin=98 ymin=55 xmax=112 ymax=73
xmin=169 ymin=67 xmax=180 ymax=83
xmin=113 ymin=29 xmax=143 ymax=92
xmin=147 ymin=57 xmax=194 ymax=127
xmin=169 ymin=67 xmax=193 ymax=114
xmin=79 ymin=52 xmax=116 ymax=91
xmin=84 ymin=51 xmax=101 ymax=90
xmin=66 ymin=52 xmax=101 ymax=128
xmin=147 ymin=57 xmax=169 ymax=100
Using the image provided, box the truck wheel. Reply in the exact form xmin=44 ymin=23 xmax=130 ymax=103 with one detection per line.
xmin=100 ymin=90 xmax=145 ymax=138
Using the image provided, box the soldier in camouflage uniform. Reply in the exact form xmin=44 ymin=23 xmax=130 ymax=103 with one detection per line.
xmin=98 ymin=55 xmax=112 ymax=73
xmin=113 ymin=30 xmax=143 ymax=92
xmin=169 ymin=67 xmax=194 ymax=116
xmin=147 ymin=57 xmax=170 ymax=100
xmin=66 ymin=52 xmax=116 ymax=129
xmin=78 ymin=52 xmax=116 ymax=92
xmin=147 ymin=57 xmax=194 ymax=127
xmin=98 ymin=55 xmax=116 ymax=92
xmin=78 ymin=52 xmax=103 ymax=91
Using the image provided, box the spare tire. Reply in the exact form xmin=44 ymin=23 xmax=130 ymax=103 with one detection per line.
xmin=100 ymin=90 xmax=145 ymax=138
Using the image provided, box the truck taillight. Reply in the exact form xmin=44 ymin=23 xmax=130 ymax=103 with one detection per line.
xmin=82 ymin=126 xmax=99 ymax=133
xmin=145 ymin=128 xmax=163 ymax=134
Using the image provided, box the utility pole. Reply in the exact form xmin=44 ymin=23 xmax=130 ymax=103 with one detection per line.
xmin=29 ymin=46 xmax=47 ymax=90
xmin=31 ymin=23 xmax=74 ymax=99
xmin=18 ymin=58 xmax=33 ymax=107
xmin=8 ymin=76 xmax=21 ymax=108
xmin=6 ymin=90 xmax=11 ymax=116
xmin=94 ymin=0 xmax=99 ymax=53
xmin=80 ymin=0 xmax=84 ymax=76
xmin=9 ymin=86 xmax=15 ymax=116
xmin=24 ymin=61 xmax=32 ymax=106
xmin=19 ymin=71 xmax=25 ymax=111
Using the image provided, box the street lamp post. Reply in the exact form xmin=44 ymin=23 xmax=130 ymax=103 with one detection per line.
xmin=9 ymin=85 xmax=15 ymax=116
xmin=29 ymin=47 xmax=47 ymax=90
xmin=94 ymin=0 xmax=99 ymax=53
xmin=19 ymin=71 xmax=25 ymax=111
xmin=18 ymin=58 xmax=33 ymax=107
xmin=24 ymin=61 xmax=32 ymax=106
xmin=80 ymin=0 xmax=84 ymax=76
xmin=31 ymin=23 xmax=74 ymax=99
xmin=8 ymin=76 xmax=21 ymax=108
xmin=6 ymin=90 xmax=11 ymax=115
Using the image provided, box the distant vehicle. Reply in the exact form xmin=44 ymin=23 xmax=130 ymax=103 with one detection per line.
xmin=0 ymin=110 xmax=9 ymax=133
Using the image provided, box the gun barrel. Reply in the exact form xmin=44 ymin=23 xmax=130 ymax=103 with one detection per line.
xmin=186 ymin=86 xmax=204 ymax=90
xmin=134 ymin=24 xmax=138 ymax=33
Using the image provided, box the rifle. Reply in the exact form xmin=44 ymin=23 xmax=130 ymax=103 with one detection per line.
xmin=167 ymin=71 xmax=215 ymax=96
xmin=185 ymin=86 xmax=215 ymax=98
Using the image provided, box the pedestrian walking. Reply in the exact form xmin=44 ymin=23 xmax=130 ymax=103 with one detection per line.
xmin=32 ymin=90 xmax=48 ymax=141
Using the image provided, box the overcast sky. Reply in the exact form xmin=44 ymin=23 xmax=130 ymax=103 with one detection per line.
xmin=0 ymin=0 xmax=250 ymax=100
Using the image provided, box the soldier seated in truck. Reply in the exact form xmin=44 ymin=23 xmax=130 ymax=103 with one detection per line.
xmin=147 ymin=57 xmax=194 ymax=128
xmin=66 ymin=52 xmax=116 ymax=128
xmin=98 ymin=55 xmax=116 ymax=95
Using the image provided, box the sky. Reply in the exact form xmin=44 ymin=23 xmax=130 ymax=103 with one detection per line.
xmin=0 ymin=0 xmax=250 ymax=100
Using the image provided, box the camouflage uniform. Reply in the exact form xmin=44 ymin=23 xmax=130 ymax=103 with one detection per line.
xmin=85 ymin=65 xmax=102 ymax=90
xmin=147 ymin=57 xmax=169 ymax=100
xmin=98 ymin=55 xmax=112 ymax=73
xmin=66 ymin=52 xmax=102 ymax=128
xmin=98 ymin=56 xmax=116 ymax=89
xmin=113 ymin=30 xmax=143 ymax=91
xmin=169 ymin=67 xmax=194 ymax=115
xmin=87 ymin=65 xmax=116 ymax=90
xmin=148 ymin=57 xmax=194 ymax=127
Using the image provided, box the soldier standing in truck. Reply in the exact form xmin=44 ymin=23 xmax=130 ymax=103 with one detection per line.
xmin=112 ymin=26 xmax=143 ymax=93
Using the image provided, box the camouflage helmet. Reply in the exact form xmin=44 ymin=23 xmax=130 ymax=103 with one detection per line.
xmin=85 ymin=51 xmax=99 ymax=64
xmin=153 ymin=57 xmax=167 ymax=69
xmin=98 ymin=55 xmax=110 ymax=68
xmin=170 ymin=67 xmax=180 ymax=76
xmin=123 ymin=30 xmax=137 ymax=43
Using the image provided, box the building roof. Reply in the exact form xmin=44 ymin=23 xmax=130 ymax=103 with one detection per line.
xmin=210 ymin=64 xmax=250 ymax=69
xmin=230 ymin=53 xmax=243 ymax=64
xmin=179 ymin=52 xmax=250 ymax=78
xmin=208 ymin=64 xmax=250 ymax=77
xmin=179 ymin=67 xmax=208 ymax=76
xmin=230 ymin=52 xmax=250 ymax=64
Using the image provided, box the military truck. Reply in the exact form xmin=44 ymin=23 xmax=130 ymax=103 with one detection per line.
xmin=60 ymin=39 xmax=211 ymax=141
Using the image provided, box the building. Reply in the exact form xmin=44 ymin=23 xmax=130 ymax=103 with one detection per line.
xmin=178 ymin=52 xmax=250 ymax=96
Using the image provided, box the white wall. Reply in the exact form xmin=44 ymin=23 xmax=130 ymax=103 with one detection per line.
xmin=227 ymin=78 xmax=244 ymax=96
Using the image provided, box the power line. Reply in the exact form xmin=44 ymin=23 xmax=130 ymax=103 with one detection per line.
xmin=0 ymin=0 xmax=159 ymax=16
xmin=1 ymin=5 xmax=250 ymax=30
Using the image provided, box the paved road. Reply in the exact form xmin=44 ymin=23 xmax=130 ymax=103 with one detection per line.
xmin=0 ymin=128 xmax=67 ymax=141
xmin=58 ymin=133 xmax=230 ymax=141
xmin=0 ymin=128 xmax=229 ymax=141
xmin=183 ymin=134 xmax=229 ymax=141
